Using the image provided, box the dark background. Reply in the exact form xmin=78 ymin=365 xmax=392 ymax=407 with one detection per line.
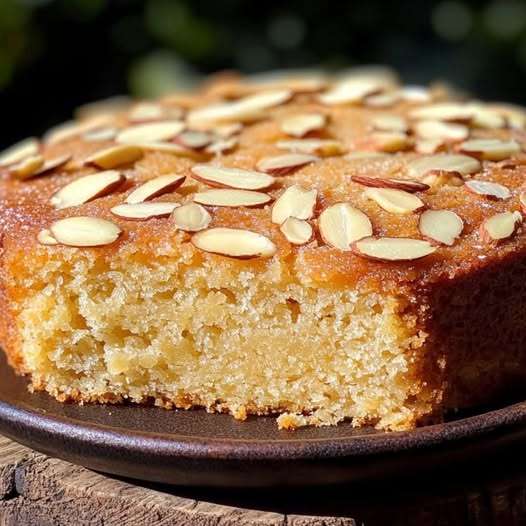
xmin=1 ymin=0 xmax=526 ymax=147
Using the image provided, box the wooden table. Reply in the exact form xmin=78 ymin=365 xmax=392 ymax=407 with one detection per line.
xmin=1 ymin=434 xmax=526 ymax=525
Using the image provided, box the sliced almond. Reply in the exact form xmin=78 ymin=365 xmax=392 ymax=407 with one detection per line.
xmin=480 ymin=211 xmax=522 ymax=242
xmin=369 ymin=132 xmax=410 ymax=152
xmin=194 ymin=189 xmax=271 ymax=207
xmin=422 ymin=170 xmax=464 ymax=190
xmin=213 ymin=122 xmax=243 ymax=138
xmin=127 ymin=101 xmax=179 ymax=123
xmin=364 ymin=187 xmax=425 ymax=214
xmin=419 ymin=209 xmax=464 ymax=246
xmin=126 ymin=174 xmax=186 ymax=204
xmin=187 ymin=89 xmax=291 ymax=126
xmin=409 ymin=103 xmax=473 ymax=123
xmin=276 ymin=139 xmax=345 ymax=157
xmin=351 ymin=175 xmax=429 ymax=193
xmin=319 ymin=78 xmax=383 ymax=105
xmin=172 ymin=202 xmax=211 ymax=232
xmin=468 ymin=105 xmax=506 ymax=129
xmin=0 ymin=138 xmax=39 ymax=167
xmin=407 ymin=154 xmax=481 ymax=179
xmin=256 ymin=153 xmax=318 ymax=175
xmin=413 ymin=120 xmax=468 ymax=141
xmin=116 ymin=121 xmax=185 ymax=144
xmin=281 ymin=113 xmax=327 ymax=137
xmin=44 ymin=115 xmax=114 ymax=145
xmin=8 ymin=155 xmax=44 ymax=180
xmin=280 ymin=217 xmax=313 ymax=245
xmin=132 ymin=142 xmax=200 ymax=157
xmin=33 ymin=154 xmax=72 ymax=177
xmin=37 ymin=228 xmax=58 ymax=246
xmin=364 ymin=92 xmax=400 ymax=108
xmin=111 ymin=202 xmax=179 ymax=220
xmin=50 ymin=170 xmax=125 ymax=209
xmin=84 ymin=144 xmax=143 ymax=169
xmin=399 ymin=85 xmax=432 ymax=103
xmin=465 ymin=180 xmax=511 ymax=200
xmin=459 ymin=139 xmax=521 ymax=161
xmin=271 ymin=184 xmax=317 ymax=224
xmin=83 ymin=127 xmax=117 ymax=142
xmin=174 ymin=130 xmax=214 ymax=150
xmin=371 ymin=115 xmax=408 ymax=133
xmin=49 ymin=216 xmax=122 ymax=247
xmin=353 ymin=236 xmax=436 ymax=261
xmin=319 ymin=203 xmax=372 ymax=250
xmin=191 ymin=227 xmax=276 ymax=258
xmin=191 ymin=164 xmax=275 ymax=190
xmin=520 ymin=191 xmax=526 ymax=213
xmin=205 ymin=137 xmax=239 ymax=155
xmin=414 ymin=138 xmax=444 ymax=155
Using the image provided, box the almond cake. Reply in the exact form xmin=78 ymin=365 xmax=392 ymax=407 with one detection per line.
xmin=2 ymin=68 xmax=526 ymax=431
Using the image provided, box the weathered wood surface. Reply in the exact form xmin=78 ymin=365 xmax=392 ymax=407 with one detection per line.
xmin=1 ymin=433 xmax=526 ymax=525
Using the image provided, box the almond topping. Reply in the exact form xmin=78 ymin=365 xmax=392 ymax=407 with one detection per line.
xmin=319 ymin=79 xmax=383 ymax=105
xmin=271 ymin=184 xmax=317 ymax=224
xmin=465 ymin=180 xmax=511 ymax=200
xmin=191 ymin=164 xmax=275 ymax=190
xmin=364 ymin=92 xmax=400 ymax=108
xmin=37 ymin=229 xmax=58 ymax=246
xmin=280 ymin=217 xmax=313 ymax=245
xmin=174 ymin=130 xmax=214 ymax=150
xmin=399 ymin=85 xmax=432 ymax=103
xmin=353 ymin=237 xmax=437 ymax=261
xmin=419 ymin=209 xmax=464 ymax=246
xmin=50 ymin=170 xmax=126 ymax=209
xmin=351 ymin=176 xmax=429 ymax=193
xmin=127 ymin=102 xmax=181 ymax=123
xmin=422 ymin=170 xmax=464 ymax=190
xmin=191 ymin=227 xmax=277 ymax=258
xmin=33 ymin=154 xmax=72 ymax=177
xmin=8 ymin=155 xmax=44 ymax=180
xmin=520 ymin=191 xmax=526 ymax=213
xmin=276 ymin=139 xmax=345 ymax=157
xmin=414 ymin=138 xmax=444 ymax=155
xmin=319 ymin=203 xmax=373 ymax=250
xmin=84 ymin=144 xmax=143 ymax=169
xmin=213 ymin=122 xmax=243 ymax=138
xmin=469 ymin=105 xmax=506 ymax=129
xmin=49 ymin=216 xmax=122 ymax=247
xmin=413 ymin=120 xmax=469 ymax=141
xmin=126 ymin=174 xmax=186 ymax=204
xmin=364 ymin=187 xmax=425 ymax=214
xmin=409 ymin=103 xmax=473 ymax=123
xmin=371 ymin=115 xmax=408 ymax=133
xmin=407 ymin=154 xmax=480 ymax=179
xmin=205 ymin=137 xmax=239 ymax=155
xmin=281 ymin=113 xmax=327 ymax=137
xmin=459 ymin=139 xmax=521 ymax=161
xmin=480 ymin=211 xmax=522 ymax=242
xmin=111 ymin=202 xmax=179 ymax=220
xmin=172 ymin=202 xmax=211 ymax=232
xmin=370 ymin=132 xmax=410 ymax=152
xmin=83 ymin=127 xmax=117 ymax=142
xmin=132 ymin=142 xmax=200 ymax=157
xmin=116 ymin=121 xmax=185 ymax=144
xmin=0 ymin=138 xmax=39 ymax=167
xmin=256 ymin=153 xmax=318 ymax=175
xmin=194 ymin=189 xmax=270 ymax=208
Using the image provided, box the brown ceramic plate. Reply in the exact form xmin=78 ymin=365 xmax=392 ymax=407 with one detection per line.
xmin=1 ymin=353 xmax=526 ymax=487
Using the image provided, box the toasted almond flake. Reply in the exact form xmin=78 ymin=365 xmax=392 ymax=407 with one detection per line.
xmin=126 ymin=174 xmax=186 ymax=204
xmin=8 ymin=155 xmax=44 ymax=179
xmin=83 ymin=127 xmax=117 ymax=142
xmin=480 ymin=211 xmax=522 ymax=242
xmin=0 ymin=138 xmax=39 ymax=167
xmin=256 ymin=153 xmax=318 ymax=175
xmin=419 ymin=209 xmax=464 ymax=246
xmin=280 ymin=217 xmax=313 ymax=245
xmin=370 ymin=132 xmax=410 ymax=152
xmin=351 ymin=175 xmax=429 ymax=193
xmin=127 ymin=101 xmax=179 ymax=123
xmin=37 ymin=229 xmax=58 ymax=246
xmin=51 ymin=170 xmax=125 ymax=209
xmin=364 ymin=187 xmax=425 ymax=214
xmin=205 ymin=137 xmax=239 ymax=155
xmin=364 ymin=92 xmax=400 ymax=108
xmin=353 ymin=236 xmax=436 ymax=261
xmin=276 ymin=139 xmax=345 ymax=157
xmin=116 ymin=121 xmax=185 ymax=144
xmin=490 ymin=104 xmax=526 ymax=129
xmin=407 ymin=154 xmax=481 ymax=179
xmin=194 ymin=189 xmax=271 ymax=207
xmin=172 ymin=202 xmax=211 ymax=232
xmin=422 ymin=170 xmax=465 ymax=190
xmin=520 ymin=191 xmax=526 ymax=213
xmin=319 ymin=79 xmax=383 ymax=105
xmin=187 ymin=89 xmax=292 ymax=126
xmin=413 ymin=120 xmax=469 ymax=141
xmin=345 ymin=151 xmax=390 ymax=160
xmin=281 ymin=113 xmax=327 ymax=137
xmin=174 ymin=130 xmax=213 ymax=150
xmin=84 ymin=144 xmax=143 ymax=169
xmin=459 ymin=139 xmax=521 ymax=161
xmin=111 ymin=202 xmax=179 ymax=220
xmin=371 ymin=115 xmax=408 ymax=133
xmin=33 ymin=154 xmax=72 ymax=177
xmin=409 ymin=103 xmax=473 ymax=122
xmin=132 ymin=142 xmax=200 ymax=157
xmin=191 ymin=164 xmax=275 ymax=190
xmin=465 ymin=179 xmax=511 ymax=200
xmin=415 ymin=138 xmax=444 ymax=154
xmin=318 ymin=203 xmax=372 ymax=250
xmin=49 ymin=216 xmax=122 ymax=247
xmin=271 ymin=184 xmax=317 ymax=224
xmin=468 ymin=105 xmax=506 ymax=129
xmin=213 ymin=122 xmax=243 ymax=138
xmin=399 ymin=85 xmax=432 ymax=103
xmin=191 ymin=227 xmax=276 ymax=258
xmin=44 ymin=115 xmax=115 ymax=145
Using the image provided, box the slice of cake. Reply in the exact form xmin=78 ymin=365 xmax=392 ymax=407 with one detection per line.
xmin=2 ymin=68 xmax=526 ymax=431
